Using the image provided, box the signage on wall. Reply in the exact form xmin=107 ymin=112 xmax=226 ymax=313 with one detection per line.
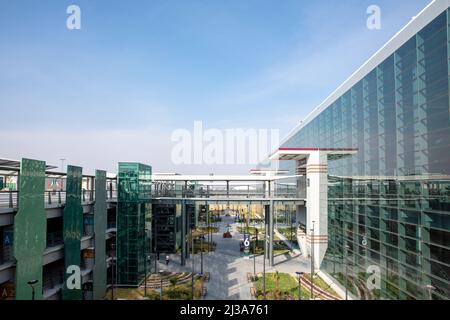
xmin=0 ymin=283 xmax=15 ymax=300
xmin=84 ymin=216 xmax=94 ymax=226
xmin=3 ymin=230 xmax=13 ymax=246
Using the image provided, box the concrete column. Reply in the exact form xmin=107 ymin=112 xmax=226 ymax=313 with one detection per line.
xmin=306 ymin=151 xmax=328 ymax=269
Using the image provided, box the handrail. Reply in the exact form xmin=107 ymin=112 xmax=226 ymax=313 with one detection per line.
xmin=0 ymin=189 xmax=117 ymax=209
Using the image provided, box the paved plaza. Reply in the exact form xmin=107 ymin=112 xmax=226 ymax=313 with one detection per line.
xmin=155 ymin=214 xmax=310 ymax=300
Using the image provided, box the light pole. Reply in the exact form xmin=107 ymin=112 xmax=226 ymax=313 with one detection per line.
xmin=253 ymin=227 xmax=257 ymax=278
xmin=345 ymin=244 xmax=350 ymax=300
xmin=295 ymin=272 xmax=304 ymax=301
xmin=159 ymin=270 xmax=164 ymax=300
xmin=263 ymin=214 xmax=267 ymax=300
xmin=59 ymin=158 xmax=66 ymax=172
xmin=110 ymin=243 xmax=116 ymax=300
xmin=310 ymin=221 xmax=315 ymax=300
xmin=206 ymin=205 xmax=210 ymax=253
xmin=200 ymin=234 xmax=204 ymax=275
xmin=425 ymin=284 xmax=436 ymax=300
xmin=290 ymin=206 xmax=294 ymax=250
xmin=191 ymin=227 xmax=195 ymax=300
xmin=27 ymin=280 xmax=38 ymax=300
xmin=144 ymin=229 xmax=149 ymax=297
xmin=145 ymin=255 xmax=151 ymax=297
xmin=154 ymin=218 xmax=158 ymax=273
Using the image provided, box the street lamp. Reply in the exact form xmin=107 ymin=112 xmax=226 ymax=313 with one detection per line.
xmin=200 ymin=235 xmax=204 ymax=275
xmin=310 ymin=221 xmax=315 ymax=300
xmin=295 ymin=272 xmax=304 ymax=301
xmin=425 ymin=284 xmax=436 ymax=300
xmin=154 ymin=218 xmax=158 ymax=273
xmin=191 ymin=226 xmax=195 ymax=300
xmin=144 ymin=254 xmax=151 ymax=297
xmin=110 ymin=243 xmax=116 ymax=300
xmin=263 ymin=223 xmax=267 ymax=300
xmin=144 ymin=229 xmax=149 ymax=297
xmin=159 ymin=270 xmax=164 ymax=300
xmin=27 ymin=279 xmax=38 ymax=300
xmin=253 ymin=228 xmax=257 ymax=278
xmin=344 ymin=244 xmax=350 ymax=300
xmin=59 ymin=158 xmax=66 ymax=172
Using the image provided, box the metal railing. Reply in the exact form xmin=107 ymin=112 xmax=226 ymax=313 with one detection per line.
xmin=0 ymin=191 xmax=18 ymax=209
xmin=45 ymin=191 xmax=66 ymax=206
xmin=0 ymin=189 xmax=117 ymax=210
xmin=0 ymin=245 xmax=13 ymax=265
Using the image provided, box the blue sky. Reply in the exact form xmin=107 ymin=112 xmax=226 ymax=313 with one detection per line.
xmin=0 ymin=0 xmax=431 ymax=174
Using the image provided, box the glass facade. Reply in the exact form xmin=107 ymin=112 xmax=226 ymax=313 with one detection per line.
xmin=282 ymin=10 xmax=450 ymax=300
xmin=116 ymin=162 xmax=152 ymax=286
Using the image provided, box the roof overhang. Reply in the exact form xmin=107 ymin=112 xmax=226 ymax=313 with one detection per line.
xmin=249 ymin=168 xmax=290 ymax=176
xmin=153 ymin=174 xmax=300 ymax=182
xmin=269 ymin=148 xmax=357 ymax=161
xmin=0 ymin=157 xmax=58 ymax=171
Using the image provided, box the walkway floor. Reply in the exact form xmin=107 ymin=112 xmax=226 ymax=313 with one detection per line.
xmin=154 ymin=214 xmax=311 ymax=300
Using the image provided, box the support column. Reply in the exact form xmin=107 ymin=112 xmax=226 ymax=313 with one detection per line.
xmin=306 ymin=152 xmax=329 ymax=269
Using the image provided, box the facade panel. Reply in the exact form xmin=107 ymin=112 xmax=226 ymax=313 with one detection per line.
xmin=13 ymin=158 xmax=47 ymax=300
xmin=281 ymin=7 xmax=450 ymax=300
xmin=62 ymin=166 xmax=83 ymax=300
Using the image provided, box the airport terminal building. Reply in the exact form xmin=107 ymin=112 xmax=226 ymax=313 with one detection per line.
xmin=271 ymin=0 xmax=450 ymax=300
xmin=0 ymin=0 xmax=450 ymax=301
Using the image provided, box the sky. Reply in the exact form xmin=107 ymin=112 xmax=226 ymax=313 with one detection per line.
xmin=0 ymin=0 xmax=431 ymax=175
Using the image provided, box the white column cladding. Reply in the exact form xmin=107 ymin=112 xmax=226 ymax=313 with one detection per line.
xmin=306 ymin=151 xmax=328 ymax=269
